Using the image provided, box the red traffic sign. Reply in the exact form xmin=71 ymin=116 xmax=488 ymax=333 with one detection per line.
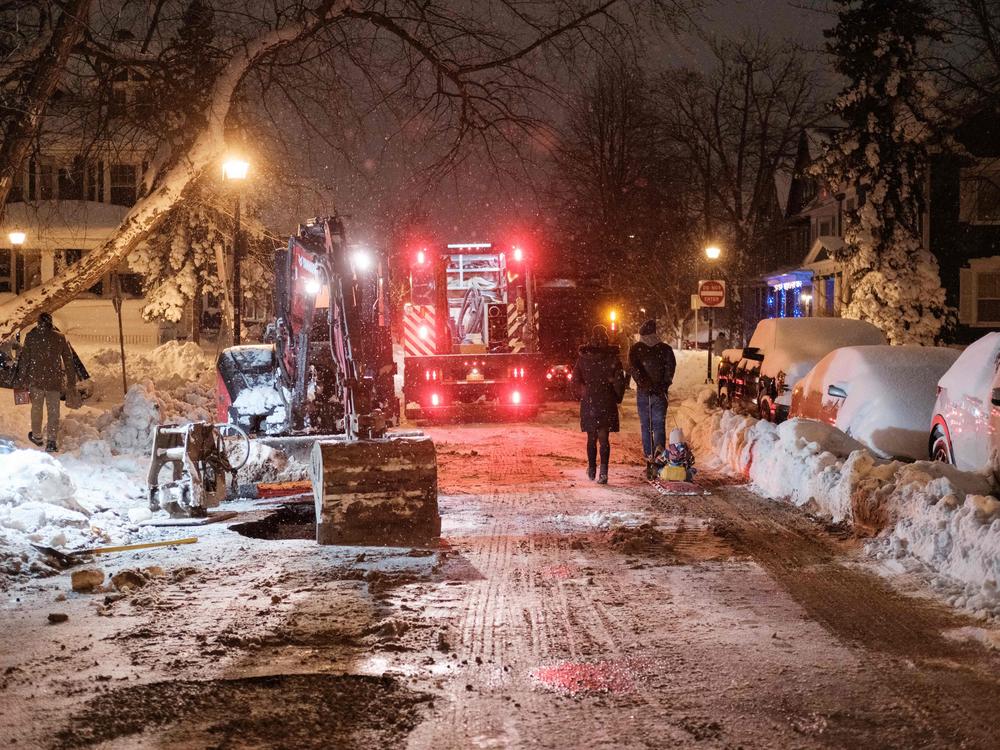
xmin=698 ymin=279 xmax=726 ymax=308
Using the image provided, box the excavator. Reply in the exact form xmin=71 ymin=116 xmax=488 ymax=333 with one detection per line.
xmin=148 ymin=216 xmax=439 ymax=545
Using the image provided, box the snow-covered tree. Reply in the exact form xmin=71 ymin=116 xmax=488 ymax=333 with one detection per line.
xmin=818 ymin=0 xmax=952 ymax=345
xmin=128 ymin=181 xmax=274 ymax=332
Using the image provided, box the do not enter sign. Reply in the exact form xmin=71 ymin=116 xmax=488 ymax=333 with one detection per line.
xmin=698 ymin=279 xmax=726 ymax=308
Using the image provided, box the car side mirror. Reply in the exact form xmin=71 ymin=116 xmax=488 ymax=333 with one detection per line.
xmin=992 ymin=387 xmax=1000 ymax=407
xmin=828 ymin=384 xmax=848 ymax=399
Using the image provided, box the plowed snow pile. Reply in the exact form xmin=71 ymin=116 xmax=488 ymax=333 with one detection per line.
xmin=0 ymin=341 xmax=217 ymax=582
xmin=674 ymin=389 xmax=1000 ymax=618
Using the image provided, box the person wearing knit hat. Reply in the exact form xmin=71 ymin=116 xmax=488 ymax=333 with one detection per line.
xmin=571 ymin=324 xmax=626 ymax=484
xmin=627 ymin=318 xmax=676 ymax=478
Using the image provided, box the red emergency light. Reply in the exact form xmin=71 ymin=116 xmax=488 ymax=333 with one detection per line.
xmin=511 ymin=390 xmax=522 ymax=405
xmin=430 ymin=392 xmax=441 ymax=406
xmin=416 ymin=249 xmax=426 ymax=265
xmin=512 ymin=246 xmax=524 ymax=262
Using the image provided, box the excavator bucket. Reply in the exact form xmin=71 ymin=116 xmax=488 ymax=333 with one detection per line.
xmin=310 ymin=435 xmax=439 ymax=546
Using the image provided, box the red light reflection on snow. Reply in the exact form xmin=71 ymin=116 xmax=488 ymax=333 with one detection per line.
xmin=530 ymin=657 xmax=650 ymax=696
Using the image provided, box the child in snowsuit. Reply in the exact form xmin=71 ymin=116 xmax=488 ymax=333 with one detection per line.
xmin=655 ymin=428 xmax=695 ymax=482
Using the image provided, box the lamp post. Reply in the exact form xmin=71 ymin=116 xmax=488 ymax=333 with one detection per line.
xmin=703 ymin=244 xmax=722 ymax=384
xmin=9 ymin=231 xmax=25 ymax=294
xmin=222 ymin=157 xmax=249 ymax=345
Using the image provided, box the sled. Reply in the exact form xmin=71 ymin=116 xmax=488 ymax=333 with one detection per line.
xmin=647 ymin=479 xmax=711 ymax=496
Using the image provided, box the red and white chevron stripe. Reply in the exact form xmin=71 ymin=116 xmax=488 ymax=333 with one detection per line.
xmin=403 ymin=304 xmax=437 ymax=356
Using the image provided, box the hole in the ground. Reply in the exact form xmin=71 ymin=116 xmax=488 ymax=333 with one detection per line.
xmin=231 ymin=503 xmax=315 ymax=540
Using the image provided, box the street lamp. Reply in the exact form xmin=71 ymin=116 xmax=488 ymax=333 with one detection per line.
xmin=222 ymin=156 xmax=249 ymax=345
xmin=609 ymin=308 xmax=618 ymax=333
xmin=703 ymin=244 xmax=722 ymax=384
xmin=9 ymin=231 xmax=25 ymax=295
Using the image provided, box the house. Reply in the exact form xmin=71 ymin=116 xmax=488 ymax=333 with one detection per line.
xmin=748 ymin=115 xmax=1000 ymax=344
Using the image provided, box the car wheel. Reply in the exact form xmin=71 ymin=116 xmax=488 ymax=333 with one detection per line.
xmin=718 ymin=386 xmax=731 ymax=410
xmin=930 ymin=426 xmax=953 ymax=464
xmin=757 ymin=396 xmax=774 ymax=422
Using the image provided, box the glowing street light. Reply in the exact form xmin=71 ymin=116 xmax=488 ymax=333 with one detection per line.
xmin=8 ymin=231 xmax=25 ymax=246
xmin=705 ymin=244 xmax=721 ymax=261
xmin=222 ymin=157 xmax=250 ymax=181
xmin=352 ymin=248 xmax=374 ymax=272
xmin=609 ymin=308 xmax=618 ymax=332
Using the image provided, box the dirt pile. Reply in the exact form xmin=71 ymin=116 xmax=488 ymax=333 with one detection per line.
xmin=605 ymin=522 xmax=674 ymax=556
xmin=53 ymin=674 xmax=432 ymax=749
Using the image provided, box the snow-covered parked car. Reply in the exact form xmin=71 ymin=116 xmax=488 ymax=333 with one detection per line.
xmin=717 ymin=318 xmax=886 ymax=422
xmin=929 ymin=332 xmax=1000 ymax=474
xmin=789 ymin=345 xmax=961 ymax=460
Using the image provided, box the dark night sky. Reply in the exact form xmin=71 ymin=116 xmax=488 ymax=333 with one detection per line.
xmin=272 ymin=1 xmax=836 ymax=249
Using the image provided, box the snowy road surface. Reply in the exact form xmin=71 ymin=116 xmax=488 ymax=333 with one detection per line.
xmin=2 ymin=401 xmax=1000 ymax=748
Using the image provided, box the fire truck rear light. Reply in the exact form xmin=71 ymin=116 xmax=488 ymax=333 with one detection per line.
xmin=567 ymin=373 xmax=572 ymax=380
xmin=417 ymin=250 xmax=426 ymax=264
xmin=430 ymin=393 xmax=441 ymax=406
xmin=546 ymin=372 xmax=553 ymax=380
xmin=511 ymin=390 xmax=521 ymax=405
xmin=513 ymin=247 xmax=523 ymax=262
xmin=419 ymin=325 xmax=430 ymax=339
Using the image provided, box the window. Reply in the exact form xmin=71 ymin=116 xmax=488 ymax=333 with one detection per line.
xmin=109 ymin=164 xmax=137 ymax=206
xmin=38 ymin=160 xmax=53 ymax=200
xmin=57 ymin=157 xmax=84 ymax=200
xmin=8 ymin=169 xmax=22 ymax=202
xmin=0 ymin=248 xmax=11 ymax=293
xmin=117 ymin=273 xmax=143 ymax=297
xmin=87 ymin=161 xmax=104 ymax=202
xmin=818 ymin=219 xmax=832 ymax=236
xmin=960 ymin=166 xmax=1000 ymax=224
xmin=977 ymin=271 xmax=1000 ymax=323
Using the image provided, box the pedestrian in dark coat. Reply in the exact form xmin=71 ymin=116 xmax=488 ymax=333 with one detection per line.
xmin=628 ymin=319 xmax=676 ymax=474
xmin=572 ymin=325 xmax=625 ymax=484
xmin=14 ymin=312 xmax=76 ymax=452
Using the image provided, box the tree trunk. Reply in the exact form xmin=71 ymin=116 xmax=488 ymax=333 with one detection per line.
xmin=0 ymin=2 xmax=351 ymax=343
xmin=191 ymin=276 xmax=203 ymax=344
xmin=0 ymin=0 xmax=93 ymax=218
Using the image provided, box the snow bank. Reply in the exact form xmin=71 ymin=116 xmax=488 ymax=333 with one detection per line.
xmin=677 ymin=393 xmax=1000 ymax=618
xmin=0 ymin=341 xmax=217 ymax=581
xmin=670 ymin=349 xmax=720 ymax=402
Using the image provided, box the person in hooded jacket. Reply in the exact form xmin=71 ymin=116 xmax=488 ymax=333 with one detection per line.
xmin=572 ymin=325 xmax=625 ymax=484
xmin=628 ymin=319 xmax=676 ymax=475
xmin=13 ymin=312 xmax=76 ymax=452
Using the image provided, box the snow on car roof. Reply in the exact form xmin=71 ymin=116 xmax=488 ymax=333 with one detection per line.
xmin=747 ymin=317 xmax=886 ymax=379
xmin=937 ymin=331 xmax=1000 ymax=403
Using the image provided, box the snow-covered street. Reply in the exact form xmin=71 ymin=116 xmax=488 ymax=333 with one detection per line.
xmin=2 ymin=393 xmax=1000 ymax=748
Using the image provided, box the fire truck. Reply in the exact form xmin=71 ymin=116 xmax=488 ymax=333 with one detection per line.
xmin=402 ymin=241 xmax=543 ymax=419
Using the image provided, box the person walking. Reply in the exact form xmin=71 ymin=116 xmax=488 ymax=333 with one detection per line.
xmin=628 ymin=319 xmax=676 ymax=477
xmin=14 ymin=312 xmax=77 ymax=452
xmin=572 ymin=325 xmax=626 ymax=484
